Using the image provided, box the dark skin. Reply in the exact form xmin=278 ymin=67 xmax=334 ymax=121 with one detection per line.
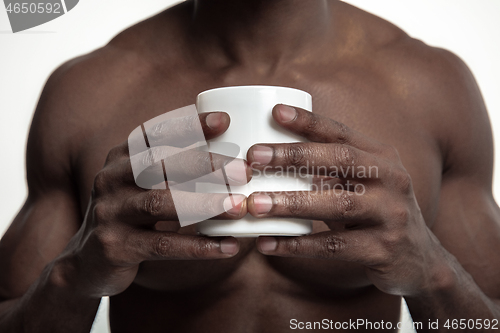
xmin=1 ymin=0 xmax=500 ymax=332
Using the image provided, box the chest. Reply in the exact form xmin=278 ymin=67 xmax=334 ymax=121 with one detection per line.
xmin=74 ymin=68 xmax=443 ymax=294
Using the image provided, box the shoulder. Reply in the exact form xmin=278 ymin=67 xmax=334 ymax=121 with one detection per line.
xmin=35 ymin=0 xmax=192 ymax=127
xmin=27 ymin=2 xmax=189 ymax=191
xmin=34 ymin=0 xmax=191 ymax=121
xmin=28 ymin=44 xmax=148 ymax=187
xmin=338 ymin=1 xmax=483 ymax=114
xmin=346 ymin=3 xmax=492 ymax=180
xmin=380 ymin=38 xmax=491 ymax=178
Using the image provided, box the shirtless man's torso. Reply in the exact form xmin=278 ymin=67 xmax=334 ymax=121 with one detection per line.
xmin=1 ymin=1 xmax=499 ymax=332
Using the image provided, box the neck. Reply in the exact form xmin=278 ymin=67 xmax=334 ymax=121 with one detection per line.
xmin=188 ymin=0 xmax=333 ymax=68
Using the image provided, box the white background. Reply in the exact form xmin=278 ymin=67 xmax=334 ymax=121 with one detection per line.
xmin=1 ymin=1 xmax=499 ymax=332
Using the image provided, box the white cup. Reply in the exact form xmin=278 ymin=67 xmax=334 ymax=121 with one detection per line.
xmin=195 ymin=85 xmax=313 ymax=237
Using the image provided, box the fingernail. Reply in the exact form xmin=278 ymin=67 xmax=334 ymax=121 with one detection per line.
xmin=206 ymin=113 xmax=222 ymax=130
xmin=252 ymin=146 xmax=273 ymax=165
xmin=259 ymin=237 xmax=277 ymax=252
xmin=223 ymin=195 xmax=245 ymax=216
xmin=253 ymin=194 xmax=273 ymax=214
xmin=224 ymin=160 xmax=248 ymax=184
xmin=277 ymin=105 xmax=297 ymax=123
xmin=220 ymin=237 xmax=238 ymax=254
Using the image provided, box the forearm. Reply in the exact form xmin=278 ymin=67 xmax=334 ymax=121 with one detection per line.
xmin=406 ymin=250 xmax=500 ymax=332
xmin=0 ymin=258 xmax=101 ymax=333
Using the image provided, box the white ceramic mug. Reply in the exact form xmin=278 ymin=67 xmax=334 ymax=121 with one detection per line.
xmin=195 ymin=85 xmax=313 ymax=237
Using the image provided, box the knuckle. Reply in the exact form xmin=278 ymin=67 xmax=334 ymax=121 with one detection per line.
xmin=190 ymin=238 xmax=215 ymax=258
xmin=324 ymin=235 xmax=346 ymax=256
xmin=334 ymin=121 xmax=350 ymax=144
xmin=335 ymin=193 xmax=356 ymax=219
xmin=142 ymin=147 xmax=164 ymax=168
xmin=142 ymin=149 xmax=155 ymax=167
xmin=391 ymin=167 xmax=412 ymax=192
xmin=283 ymin=194 xmax=310 ymax=215
xmin=392 ymin=206 xmax=410 ymax=223
xmin=93 ymin=170 xmax=109 ymax=196
xmin=284 ymin=144 xmax=307 ymax=167
xmin=381 ymin=230 xmax=404 ymax=256
xmin=106 ymin=146 xmax=124 ymax=164
xmin=154 ymin=235 xmax=172 ymax=257
xmin=143 ymin=190 xmax=166 ymax=217
xmin=370 ymin=249 xmax=392 ymax=267
xmin=333 ymin=144 xmax=355 ymax=167
xmin=286 ymin=238 xmax=302 ymax=256
xmin=95 ymin=229 xmax=122 ymax=262
xmin=378 ymin=143 xmax=399 ymax=159
xmin=92 ymin=202 xmax=111 ymax=224
xmin=304 ymin=113 xmax=320 ymax=133
xmin=194 ymin=153 xmax=214 ymax=175
xmin=388 ymin=145 xmax=400 ymax=159
xmin=150 ymin=122 xmax=166 ymax=141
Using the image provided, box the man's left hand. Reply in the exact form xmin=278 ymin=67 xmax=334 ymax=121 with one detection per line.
xmin=247 ymin=104 xmax=455 ymax=298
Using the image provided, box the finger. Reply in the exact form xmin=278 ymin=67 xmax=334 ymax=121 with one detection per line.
xmin=145 ymin=112 xmax=231 ymax=147
xmin=272 ymin=104 xmax=382 ymax=152
xmin=125 ymin=230 xmax=240 ymax=261
xmin=98 ymin=148 xmax=251 ymax=194
xmin=119 ymin=190 xmax=247 ymax=224
xmin=125 ymin=112 xmax=230 ymax=158
xmin=131 ymin=146 xmax=251 ymax=189
xmin=247 ymin=142 xmax=384 ymax=180
xmin=255 ymin=231 xmax=383 ymax=265
xmin=247 ymin=190 xmax=380 ymax=223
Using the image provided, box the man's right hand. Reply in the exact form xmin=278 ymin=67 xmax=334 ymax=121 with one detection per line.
xmin=57 ymin=111 xmax=250 ymax=298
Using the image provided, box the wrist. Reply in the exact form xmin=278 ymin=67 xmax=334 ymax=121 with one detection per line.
xmin=424 ymin=256 xmax=459 ymax=297
xmin=47 ymin=254 xmax=101 ymax=301
xmin=405 ymin=241 xmax=499 ymax=322
xmin=413 ymin=241 xmax=462 ymax=300
xmin=14 ymin=255 xmax=101 ymax=333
